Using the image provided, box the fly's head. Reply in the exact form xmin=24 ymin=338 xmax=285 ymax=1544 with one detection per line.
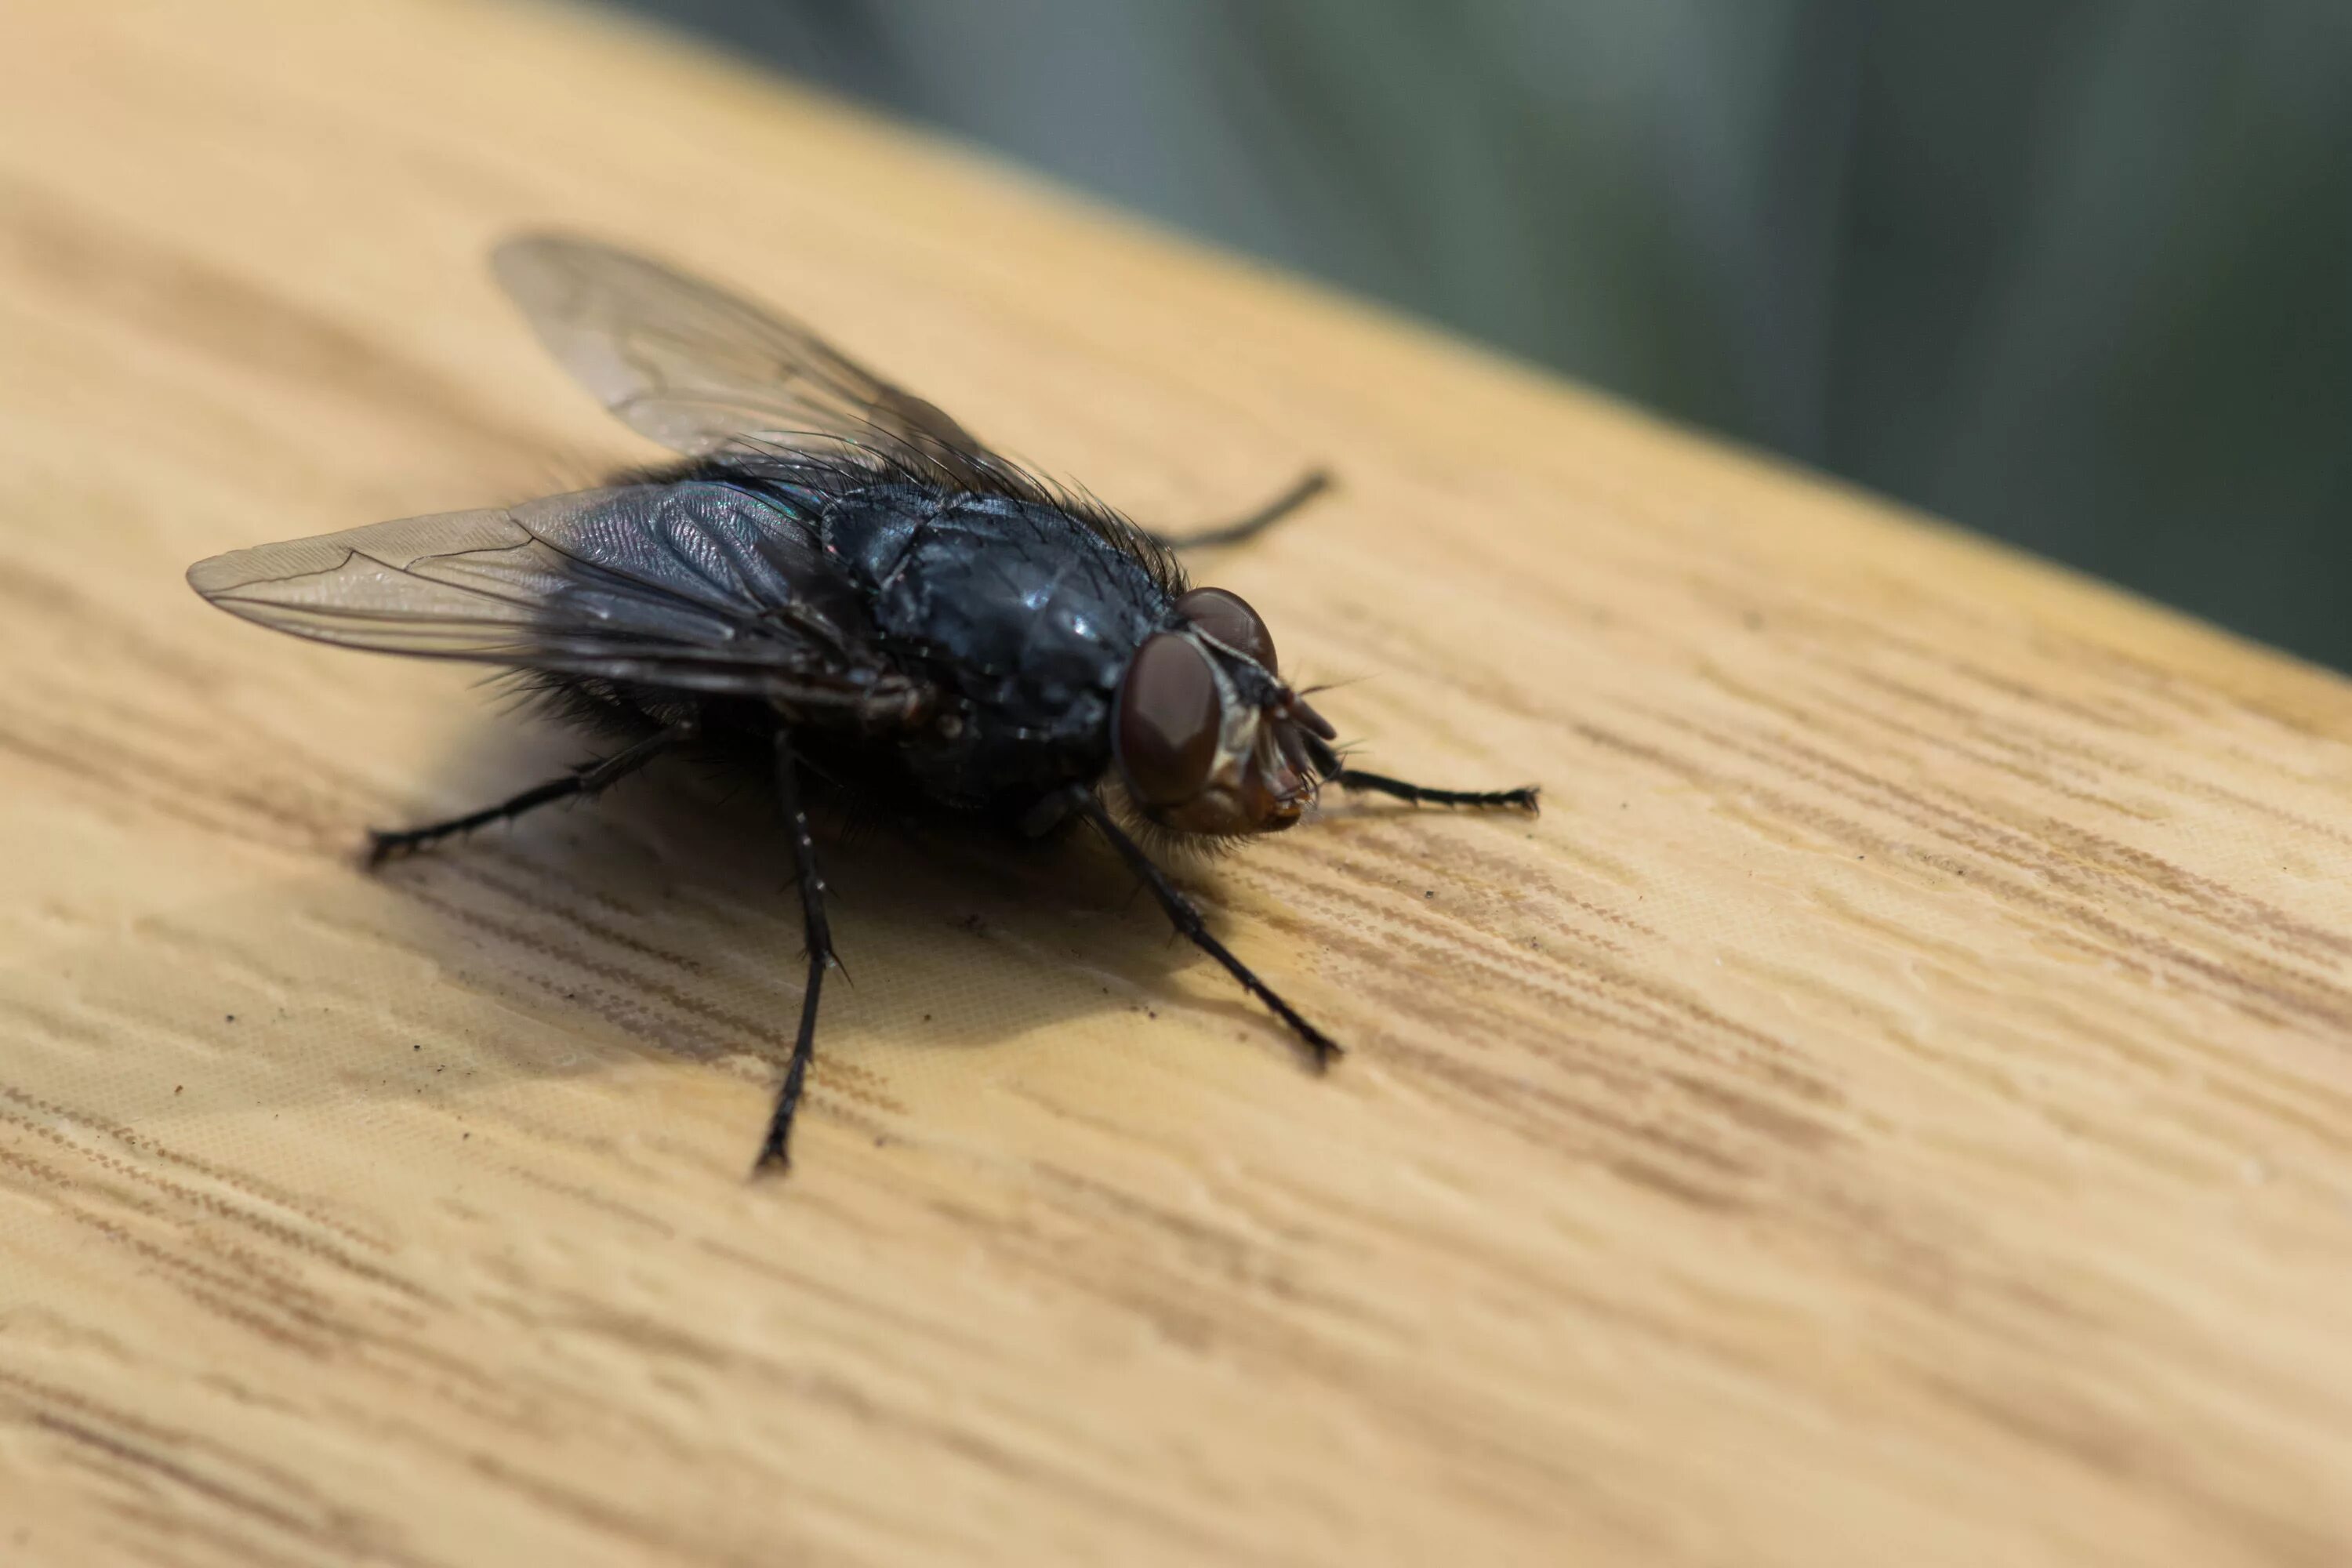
xmin=1112 ymin=587 xmax=1335 ymax=837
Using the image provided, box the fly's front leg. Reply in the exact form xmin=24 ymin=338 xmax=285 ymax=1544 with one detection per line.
xmin=755 ymin=730 xmax=836 ymax=1173
xmin=1330 ymin=771 xmax=1541 ymax=811
xmin=1149 ymin=468 xmax=1331 ymax=551
xmin=365 ymin=720 xmax=696 ymax=866
xmin=1301 ymin=734 xmax=1538 ymax=813
xmin=1070 ymin=789 xmax=1339 ymax=1067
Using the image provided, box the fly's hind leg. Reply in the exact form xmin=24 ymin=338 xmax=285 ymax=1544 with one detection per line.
xmin=1149 ymin=468 xmax=1331 ymax=550
xmin=754 ymin=730 xmax=837 ymax=1173
xmin=365 ymin=721 xmax=696 ymax=866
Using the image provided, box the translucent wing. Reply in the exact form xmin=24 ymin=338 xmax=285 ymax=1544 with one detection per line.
xmin=187 ymin=482 xmax=930 ymax=720
xmin=494 ymin=233 xmax=1000 ymax=485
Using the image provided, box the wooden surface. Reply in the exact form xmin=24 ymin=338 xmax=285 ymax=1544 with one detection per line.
xmin=4 ymin=2 xmax=2350 ymax=1564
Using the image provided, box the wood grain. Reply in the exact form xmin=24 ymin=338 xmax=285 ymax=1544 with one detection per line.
xmin=3 ymin=2 xmax=2350 ymax=1563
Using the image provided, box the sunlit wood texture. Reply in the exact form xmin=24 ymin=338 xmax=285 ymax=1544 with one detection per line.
xmin=2 ymin=2 xmax=2348 ymax=1564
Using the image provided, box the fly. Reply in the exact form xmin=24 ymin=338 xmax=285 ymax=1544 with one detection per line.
xmin=187 ymin=236 xmax=1539 ymax=1171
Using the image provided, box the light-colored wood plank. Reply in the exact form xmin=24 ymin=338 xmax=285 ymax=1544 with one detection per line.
xmin=2 ymin=2 xmax=2348 ymax=1563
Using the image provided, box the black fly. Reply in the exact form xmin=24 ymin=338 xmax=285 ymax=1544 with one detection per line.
xmin=187 ymin=237 xmax=1538 ymax=1171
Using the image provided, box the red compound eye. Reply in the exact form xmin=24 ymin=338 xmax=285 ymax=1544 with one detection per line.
xmin=1175 ymin=586 xmax=1276 ymax=671
xmin=1116 ymin=632 xmax=1222 ymax=807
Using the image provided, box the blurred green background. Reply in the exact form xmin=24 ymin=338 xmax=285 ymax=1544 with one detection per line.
xmin=621 ymin=2 xmax=2351 ymax=670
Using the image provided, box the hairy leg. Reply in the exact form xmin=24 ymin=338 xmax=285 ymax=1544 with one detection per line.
xmin=1069 ymin=789 xmax=1338 ymax=1066
xmin=1149 ymin=468 xmax=1330 ymax=551
xmin=365 ymin=721 xmax=695 ymax=866
xmin=1296 ymin=732 xmax=1538 ymax=813
xmin=1330 ymin=770 xmax=1541 ymax=811
xmin=755 ymin=730 xmax=837 ymax=1172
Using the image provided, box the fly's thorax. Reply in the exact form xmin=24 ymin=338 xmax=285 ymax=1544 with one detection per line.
xmin=823 ymin=487 xmax=1176 ymax=802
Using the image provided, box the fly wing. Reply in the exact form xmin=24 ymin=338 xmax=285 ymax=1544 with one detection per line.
xmin=494 ymin=234 xmax=1004 ymax=487
xmin=187 ymin=482 xmax=931 ymax=719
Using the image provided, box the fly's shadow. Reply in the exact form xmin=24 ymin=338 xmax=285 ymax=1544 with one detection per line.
xmin=21 ymin=731 xmax=1235 ymax=1171
xmin=357 ymin=727 xmax=1232 ymax=1087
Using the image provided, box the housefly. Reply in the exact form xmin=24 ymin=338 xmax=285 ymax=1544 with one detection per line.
xmin=187 ymin=236 xmax=1538 ymax=1171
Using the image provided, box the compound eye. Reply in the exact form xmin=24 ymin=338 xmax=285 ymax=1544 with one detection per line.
xmin=1175 ymin=586 xmax=1276 ymax=672
xmin=1116 ymin=633 xmax=1224 ymax=808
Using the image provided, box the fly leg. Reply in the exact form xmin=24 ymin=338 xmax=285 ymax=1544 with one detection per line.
xmin=1149 ymin=468 xmax=1331 ymax=550
xmin=365 ymin=721 xmax=696 ymax=866
xmin=1298 ymin=734 xmax=1539 ymax=813
xmin=1069 ymin=789 xmax=1339 ymax=1067
xmin=1329 ymin=770 xmax=1541 ymax=812
xmin=755 ymin=730 xmax=836 ymax=1173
